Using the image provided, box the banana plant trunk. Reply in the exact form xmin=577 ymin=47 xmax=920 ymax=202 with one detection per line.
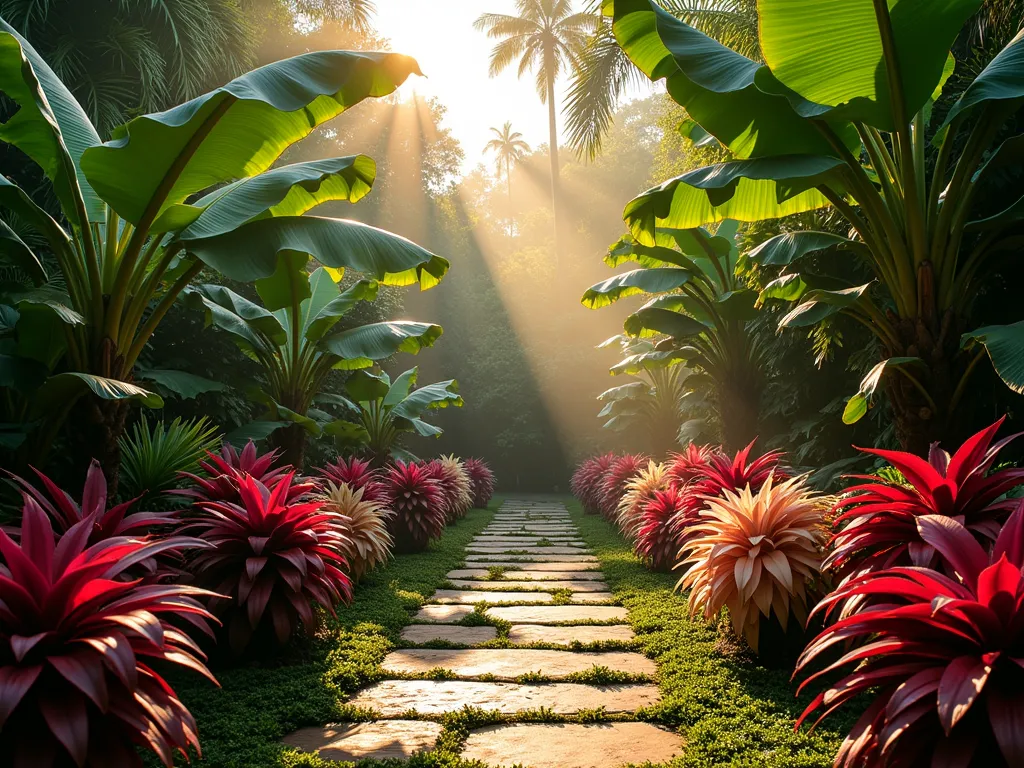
xmin=269 ymin=424 xmax=307 ymax=471
xmin=718 ymin=378 xmax=762 ymax=453
xmin=68 ymin=395 xmax=128 ymax=496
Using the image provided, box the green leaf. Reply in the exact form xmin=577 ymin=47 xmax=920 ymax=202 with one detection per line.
xmin=14 ymin=303 xmax=66 ymax=368
xmin=779 ymin=283 xmax=872 ymax=328
xmin=942 ymin=27 xmax=1024 ymax=128
xmin=225 ymin=420 xmax=290 ymax=445
xmin=395 ymin=416 xmax=444 ymax=438
xmin=393 ymin=380 xmax=463 ymax=419
xmin=678 ymin=119 xmax=720 ymax=149
xmin=624 ymin=156 xmax=842 ymax=242
xmin=758 ymin=273 xmax=809 ymax=303
xmin=266 ymin=402 xmax=322 ymax=436
xmin=0 ymin=304 xmax=17 ymax=334
xmin=598 ymin=381 xmax=652 ymax=402
xmin=324 ymin=321 xmax=443 ymax=370
xmin=0 ymin=22 xmax=103 ymax=223
xmin=607 ymin=0 xmax=851 ymax=159
xmin=745 ymin=231 xmax=858 ymax=266
xmin=255 ymin=251 xmax=312 ymax=313
xmin=610 ymin=347 xmax=689 ymax=375
xmin=842 ymin=357 xmax=924 ymax=424
xmin=190 ymin=284 xmax=286 ymax=348
xmin=581 ymin=268 xmax=693 ymax=309
xmin=384 ymin=368 xmax=419 ymax=407
xmin=0 ymin=218 xmax=44 ymax=283
xmin=0 ymin=353 xmax=47 ymax=392
xmin=0 ymin=174 xmax=70 ymax=282
xmin=324 ymin=419 xmax=370 ymax=445
xmin=345 ymin=369 xmax=391 ymax=403
xmin=182 ymin=215 xmax=448 ymax=288
xmin=176 ymin=155 xmax=377 ymax=239
xmin=716 ymin=289 xmax=759 ymax=322
xmin=314 ymin=392 xmax=359 ymax=411
xmin=758 ymin=0 xmax=980 ymax=131
xmin=305 ymin=275 xmax=378 ymax=341
xmin=962 ymin=321 xmax=1024 ymax=394
xmin=135 ymin=368 xmax=227 ymax=399
xmin=604 ymin=238 xmax=702 ymax=270
xmin=32 ymin=373 xmax=163 ymax=418
xmin=625 ymin=307 xmax=708 ymax=338
xmin=81 ymin=51 xmax=420 ymax=225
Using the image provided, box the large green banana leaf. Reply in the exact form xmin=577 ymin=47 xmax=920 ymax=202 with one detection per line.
xmin=582 ymin=267 xmax=694 ymax=309
xmin=80 ymin=51 xmax=421 ymax=225
xmin=325 ymin=322 xmax=443 ymax=370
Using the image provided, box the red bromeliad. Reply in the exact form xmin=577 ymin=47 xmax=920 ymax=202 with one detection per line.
xmin=8 ymin=459 xmax=176 ymax=543
xmin=599 ymin=454 xmax=648 ymax=520
xmin=795 ymin=508 xmax=1024 ymax=767
xmin=664 ymin=444 xmax=715 ymax=489
xmin=635 ymin=486 xmax=686 ymax=571
xmin=826 ymin=418 xmax=1024 ymax=580
xmin=385 ymin=461 xmax=446 ymax=553
xmin=174 ymin=441 xmax=314 ymax=504
xmin=186 ymin=472 xmax=352 ymax=653
xmin=0 ymin=500 xmax=217 ymax=767
xmin=317 ymin=456 xmax=392 ymax=507
xmin=464 ymin=458 xmax=496 ymax=508
xmin=571 ymin=453 xmax=616 ymax=515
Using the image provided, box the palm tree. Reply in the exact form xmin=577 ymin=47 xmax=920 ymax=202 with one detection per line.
xmin=565 ymin=0 xmax=760 ymax=159
xmin=485 ymin=122 xmax=532 ymax=202
xmin=475 ymin=1 xmax=595 ymax=250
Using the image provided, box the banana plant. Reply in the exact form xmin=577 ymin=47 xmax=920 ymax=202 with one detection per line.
xmin=605 ymin=0 xmax=1024 ymax=452
xmin=596 ymin=335 xmax=688 ymax=454
xmin=186 ymin=267 xmax=443 ymax=467
xmin=0 ymin=18 xmax=444 ymax=486
xmin=583 ymin=221 xmax=772 ymax=449
xmin=331 ymin=367 xmax=463 ymax=465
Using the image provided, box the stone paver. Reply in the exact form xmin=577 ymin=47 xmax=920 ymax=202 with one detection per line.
xmin=347 ymin=680 xmax=660 ymax=715
xmin=449 ymin=579 xmax=609 ymax=592
xmin=284 ymin=499 xmax=677 ymax=765
xmin=400 ymin=625 xmax=497 ymax=645
xmin=413 ymin=604 xmax=476 ymax=623
xmin=381 ymin=648 xmax=656 ymax=679
xmin=508 ymin=624 xmax=636 ymax=645
xmin=284 ymin=721 xmax=442 ymax=761
xmin=432 ymin=589 xmax=555 ymax=604
xmin=462 ymin=723 xmax=683 ymax=768
xmin=447 ymin=568 xmax=606 ymax=580
xmin=486 ymin=605 xmax=630 ymax=624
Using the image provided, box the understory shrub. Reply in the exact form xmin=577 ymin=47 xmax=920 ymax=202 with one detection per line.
xmin=384 ymin=460 xmax=446 ymax=554
xmin=321 ymin=481 xmax=394 ymax=582
xmin=464 ymin=457 xmax=496 ymax=508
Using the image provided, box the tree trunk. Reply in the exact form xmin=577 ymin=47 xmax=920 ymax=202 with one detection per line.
xmin=68 ymin=395 xmax=128 ymax=496
xmin=269 ymin=424 xmax=307 ymax=470
xmin=544 ymin=60 xmax=562 ymax=264
xmin=718 ymin=377 xmax=762 ymax=453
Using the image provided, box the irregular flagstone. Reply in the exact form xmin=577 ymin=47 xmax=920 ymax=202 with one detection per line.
xmin=486 ymin=605 xmax=629 ymax=624
xmin=461 ymin=723 xmax=683 ymax=768
xmin=283 ymin=721 xmax=442 ymax=762
xmin=472 ymin=538 xmax=585 ymax=546
xmin=346 ymin=679 xmax=659 ymax=716
xmin=431 ymin=589 xmax=555 ymax=605
xmin=465 ymin=554 xmax=599 ymax=563
xmin=381 ymin=648 xmax=656 ymax=679
xmin=564 ymin=592 xmax=616 ymax=603
xmin=447 ymin=568 xmax=606 ymax=580
xmin=507 ymin=624 xmax=636 ymax=645
xmin=466 ymin=546 xmax=589 ymax=555
xmin=413 ymin=604 xmax=476 ymax=623
xmin=400 ymin=625 xmax=497 ymax=645
xmin=448 ymin=580 xmax=609 ymax=592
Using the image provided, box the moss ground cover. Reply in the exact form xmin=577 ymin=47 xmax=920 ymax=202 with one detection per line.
xmin=163 ymin=504 xmax=496 ymax=767
xmin=566 ymin=498 xmax=851 ymax=768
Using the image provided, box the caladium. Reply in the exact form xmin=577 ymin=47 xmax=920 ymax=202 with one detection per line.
xmin=464 ymin=458 xmax=496 ymax=508
xmin=796 ymin=508 xmax=1024 ymax=767
xmin=186 ymin=472 xmax=351 ymax=653
xmin=385 ymin=461 xmax=446 ymax=554
xmin=0 ymin=499 xmax=217 ymax=767
xmin=826 ymin=418 xmax=1024 ymax=580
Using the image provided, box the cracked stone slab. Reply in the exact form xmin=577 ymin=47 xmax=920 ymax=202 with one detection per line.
xmin=431 ymin=589 xmax=555 ymax=605
xmin=508 ymin=624 xmax=636 ymax=645
xmin=486 ymin=605 xmax=629 ymax=624
xmin=346 ymin=679 xmax=659 ymax=716
xmin=283 ymin=720 xmax=442 ymax=762
xmin=413 ymin=604 xmax=476 ymax=623
xmin=466 ymin=554 xmax=599 ymax=563
xmin=400 ymin=625 xmax=497 ymax=645
xmin=380 ymin=648 xmax=656 ymax=679
xmin=448 ymin=569 xmax=605 ymax=581
xmin=467 ymin=546 xmax=590 ymax=555
xmin=461 ymin=723 xmax=683 ymax=768
xmin=449 ymin=580 xmax=609 ymax=592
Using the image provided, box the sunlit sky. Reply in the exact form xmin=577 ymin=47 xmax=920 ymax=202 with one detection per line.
xmin=375 ymin=0 xmax=637 ymax=174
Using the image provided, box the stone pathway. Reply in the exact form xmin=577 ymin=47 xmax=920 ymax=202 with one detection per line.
xmin=284 ymin=499 xmax=683 ymax=767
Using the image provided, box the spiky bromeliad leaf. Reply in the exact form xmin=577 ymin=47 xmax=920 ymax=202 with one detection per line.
xmin=119 ymin=415 xmax=221 ymax=498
